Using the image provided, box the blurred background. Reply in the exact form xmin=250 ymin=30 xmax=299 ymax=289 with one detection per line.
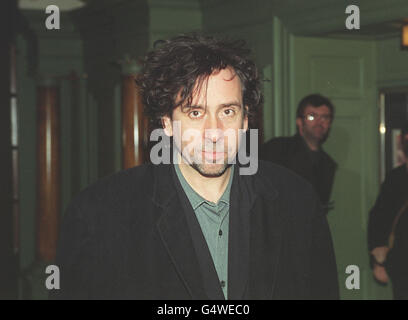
xmin=1 ymin=0 xmax=408 ymax=299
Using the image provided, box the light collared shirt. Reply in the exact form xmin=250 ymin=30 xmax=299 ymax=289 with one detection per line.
xmin=174 ymin=164 xmax=233 ymax=299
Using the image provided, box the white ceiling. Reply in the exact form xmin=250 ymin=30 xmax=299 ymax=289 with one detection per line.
xmin=18 ymin=0 xmax=86 ymax=11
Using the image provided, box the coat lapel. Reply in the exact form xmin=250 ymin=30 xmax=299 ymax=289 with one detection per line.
xmin=153 ymin=163 xmax=287 ymax=300
xmin=228 ymin=164 xmax=285 ymax=299
xmin=257 ymin=193 xmax=286 ymax=299
xmin=154 ymin=164 xmax=208 ymax=299
xmin=172 ymin=168 xmax=225 ymax=300
xmin=228 ymin=165 xmax=251 ymax=300
xmin=247 ymin=169 xmax=287 ymax=299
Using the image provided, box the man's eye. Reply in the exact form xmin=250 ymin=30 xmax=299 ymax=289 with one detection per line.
xmin=306 ymin=114 xmax=315 ymax=121
xmin=223 ymin=109 xmax=235 ymax=116
xmin=189 ymin=110 xmax=202 ymax=118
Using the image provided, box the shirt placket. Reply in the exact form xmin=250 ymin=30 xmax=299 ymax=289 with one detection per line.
xmin=216 ymin=202 xmax=229 ymax=297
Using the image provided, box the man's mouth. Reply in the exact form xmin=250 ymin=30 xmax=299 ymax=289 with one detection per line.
xmin=313 ymin=126 xmax=325 ymax=134
xmin=202 ymin=150 xmax=225 ymax=162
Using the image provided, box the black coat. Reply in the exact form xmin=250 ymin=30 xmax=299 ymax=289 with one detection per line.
xmin=51 ymin=161 xmax=339 ymax=300
xmin=386 ymin=209 xmax=408 ymax=299
xmin=368 ymin=164 xmax=408 ymax=251
xmin=260 ymin=134 xmax=337 ymax=209
xmin=368 ymin=164 xmax=408 ymax=297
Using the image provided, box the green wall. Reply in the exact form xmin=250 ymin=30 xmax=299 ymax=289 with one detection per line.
xmin=291 ymin=36 xmax=388 ymax=299
xmin=377 ymin=36 xmax=408 ymax=88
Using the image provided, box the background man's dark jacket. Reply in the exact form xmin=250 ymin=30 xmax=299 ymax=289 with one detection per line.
xmin=368 ymin=164 xmax=408 ymax=250
xmin=260 ymin=134 xmax=337 ymax=210
xmin=368 ymin=164 xmax=408 ymax=297
xmin=51 ymin=161 xmax=339 ymax=300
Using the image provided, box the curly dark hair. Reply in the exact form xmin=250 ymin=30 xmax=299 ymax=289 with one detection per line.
xmin=136 ymin=33 xmax=262 ymax=129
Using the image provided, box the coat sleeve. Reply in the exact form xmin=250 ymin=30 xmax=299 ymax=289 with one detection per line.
xmin=49 ymin=201 xmax=96 ymax=299
xmin=310 ymin=199 xmax=340 ymax=300
xmin=367 ymin=175 xmax=395 ymax=251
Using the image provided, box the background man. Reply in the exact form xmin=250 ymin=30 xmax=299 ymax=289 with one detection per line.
xmin=52 ymin=34 xmax=338 ymax=299
xmin=260 ymin=94 xmax=337 ymax=214
xmin=368 ymin=120 xmax=408 ymax=299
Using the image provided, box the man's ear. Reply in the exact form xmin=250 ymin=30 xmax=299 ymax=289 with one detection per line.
xmin=296 ymin=117 xmax=303 ymax=136
xmin=161 ymin=116 xmax=173 ymax=137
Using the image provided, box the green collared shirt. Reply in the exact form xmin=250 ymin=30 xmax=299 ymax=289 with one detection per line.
xmin=174 ymin=164 xmax=233 ymax=299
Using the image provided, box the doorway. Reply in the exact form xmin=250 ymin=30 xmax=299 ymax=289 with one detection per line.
xmin=379 ymin=89 xmax=408 ymax=181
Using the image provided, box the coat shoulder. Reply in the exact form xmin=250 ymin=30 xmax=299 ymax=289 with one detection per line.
xmin=262 ymin=136 xmax=297 ymax=150
xmin=67 ymin=164 xmax=154 ymax=218
xmin=256 ymin=160 xmax=319 ymax=211
xmin=260 ymin=136 xmax=298 ymax=161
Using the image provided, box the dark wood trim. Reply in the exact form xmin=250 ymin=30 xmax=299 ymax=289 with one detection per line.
xmin=36 ymin=85 xmax=60 ymax=262
xmin=121 ymin=74 xmax=147 ymax=168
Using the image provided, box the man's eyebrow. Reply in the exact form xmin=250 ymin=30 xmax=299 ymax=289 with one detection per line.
xmin=183 ymin=102 xmax=242 ymax=111
xmin=219 ymin=101 xmax=242 ymax=107
xmin=181 ymin=105 xmax=205 ymax=111
xmin=187 ymin=105 xmax=205 ymax=110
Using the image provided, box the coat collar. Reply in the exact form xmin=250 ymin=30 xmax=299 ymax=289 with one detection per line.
xmin=228 ymin=163 xmax=285 ymax=299
xmin=152 ymin=162 xmax=284 ymax=299
xmin=293 ymin=134 xmax=337 ymax=168
xmin=151 ymin=163 xmax=178 ymax=208
xmin=151 ymin=162 xmax=280 ymax=219
xmin=153 ymin=164 xmax=208 ymax=299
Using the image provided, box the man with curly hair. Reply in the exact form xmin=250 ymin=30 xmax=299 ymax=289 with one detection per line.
xmin=53 ymin=34 xmax=339 ymax=300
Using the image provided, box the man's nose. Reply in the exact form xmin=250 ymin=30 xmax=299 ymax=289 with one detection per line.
xmin=315 ymin=115 xmax=326 ymax=125
xmin=204 ymin=116 xmax=223 ymax=142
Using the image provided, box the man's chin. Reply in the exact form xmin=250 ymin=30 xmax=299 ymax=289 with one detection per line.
xmin=312 ymin=132 xmax=329 ymax=145
xmin=191 ymin=162 xmax=231 ymax=178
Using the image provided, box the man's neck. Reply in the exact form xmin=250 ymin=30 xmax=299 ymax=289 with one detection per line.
xmin=178 ymin=162 xmax=232 ymax=203
xmin=300 ymin=135 xmax=320 ymax=151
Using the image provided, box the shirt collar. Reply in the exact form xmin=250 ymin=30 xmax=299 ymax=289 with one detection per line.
xmin=174 ymin=164 xmax=234 ymax=210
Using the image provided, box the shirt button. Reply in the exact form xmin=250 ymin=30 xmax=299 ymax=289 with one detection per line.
xmin=219 ymin=230 xmax=223 ymax=236
xmin=220 ymin=280 xmax=226 ymax=288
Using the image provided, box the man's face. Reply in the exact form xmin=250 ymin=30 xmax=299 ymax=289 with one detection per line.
xmin=162 ymin=67 xmax=248 ymax=177
xmin=296 ymin=105 xmax=332 ymax=146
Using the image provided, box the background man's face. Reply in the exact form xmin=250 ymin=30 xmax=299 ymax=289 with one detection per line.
xmin=296 ymin=105 xmax=332 ymax=146
xmin=163 ymin=67 xmax=248 ymax=177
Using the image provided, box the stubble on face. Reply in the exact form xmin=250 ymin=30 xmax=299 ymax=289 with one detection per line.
xmin=190 ymin=160 xmax=232 ymax=178
xmin=298 ymin=105 xmax=332 ymax=147
xmin=301 ymin=120 xmax=330 ymax=145
xmin=168 ymin=68 xmax=248 ymax=178
xmin=176 ymin=121 xmax=244 ymax=178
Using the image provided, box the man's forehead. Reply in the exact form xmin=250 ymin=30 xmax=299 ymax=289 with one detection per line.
xmin=304 ymin=105 xmax=330 ymax=113
xmin=185 ymin=69 xmax=243 ymax=105
xmin=196 ymin=68 xmax=241 ymax=90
